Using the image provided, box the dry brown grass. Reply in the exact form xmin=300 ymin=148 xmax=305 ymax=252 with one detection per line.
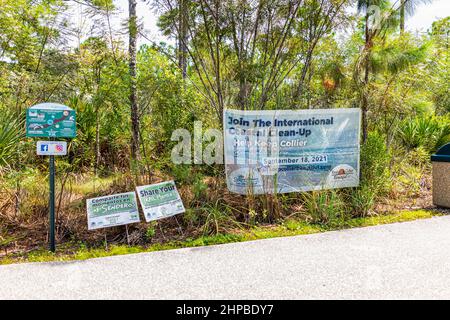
xmin=0 ymin=168 xmax=441 ymax=257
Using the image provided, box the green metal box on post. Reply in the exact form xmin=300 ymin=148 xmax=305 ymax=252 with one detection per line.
xmin=26 ymin=103 xmax=76 ymax=252
xmin=431 ymin=143 xmax=450 ymax=208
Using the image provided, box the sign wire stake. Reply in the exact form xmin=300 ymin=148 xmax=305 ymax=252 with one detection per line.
xmin=174 ymin=216 xmax=184 ymax=236
xmin=125 ymin=225 xmax=130 ymax=246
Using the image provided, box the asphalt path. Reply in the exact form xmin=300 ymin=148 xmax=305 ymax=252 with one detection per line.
xmin=1 ymin=216 xmax=450 ymax=299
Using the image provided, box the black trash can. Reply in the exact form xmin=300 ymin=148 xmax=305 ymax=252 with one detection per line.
xmin=431 ymin=143 xmax=450 ymax=208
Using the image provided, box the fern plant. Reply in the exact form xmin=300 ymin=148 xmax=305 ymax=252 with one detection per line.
xmin=398 ymin=116 xmax=450 ymax=153
xmin=0 ymin=110 xmax=24 ymax=168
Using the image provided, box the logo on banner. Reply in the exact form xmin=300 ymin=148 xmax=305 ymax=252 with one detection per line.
xmin=326 ymin=164 xmax=359 ymax=187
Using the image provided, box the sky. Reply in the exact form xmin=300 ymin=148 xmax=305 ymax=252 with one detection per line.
xmin=72 ymin=0 xmax=450 ymax=47
xmin=407 ymin=0 xmax=450 ymax=32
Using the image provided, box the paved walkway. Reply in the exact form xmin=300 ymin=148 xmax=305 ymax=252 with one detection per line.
xmin=1 ymin=216 xmax=450 ymax=299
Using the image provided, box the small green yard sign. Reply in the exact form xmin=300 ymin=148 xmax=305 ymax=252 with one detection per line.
xmin=136 ymin=181 xmax=185 ymax=222
xmin=87 ymin=192 xmax=140 ymax=230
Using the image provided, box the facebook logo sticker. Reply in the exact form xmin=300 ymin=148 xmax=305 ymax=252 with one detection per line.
xmin=37 ymin=141 xmax=66 ymax=156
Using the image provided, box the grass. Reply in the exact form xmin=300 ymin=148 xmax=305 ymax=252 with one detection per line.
xmin=70 ymin=174 xmax=120 ymax=195
xmin=0 ymin=209 xmax=442 ymax=265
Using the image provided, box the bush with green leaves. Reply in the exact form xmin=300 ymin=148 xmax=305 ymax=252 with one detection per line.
xmin=398 ymin=116 xmax=450 ymax=153
xmin=171 ymin=165 xmax=207 ymax=200
xmin=301 ymin=190 xmax=345 ymax=224
xmin=344 ymin=132 xmax=391 ymax=217
xmin=345 ymin=185 xmax=376 ymax=217
xmin=199 ymin=201 xmax=242 ymax=236
xmin=360 ymin=132 xmax=391 ymax=193
xmin=145 ymin=222 xmax=157 ymax=240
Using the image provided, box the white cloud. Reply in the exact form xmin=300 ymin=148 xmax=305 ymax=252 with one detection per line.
xmin=407 ymin=0 xmax=450 ymax=32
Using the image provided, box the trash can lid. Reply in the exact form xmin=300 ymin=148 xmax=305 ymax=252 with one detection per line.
xmin=432 ymin=143 xmax=450 ymax=163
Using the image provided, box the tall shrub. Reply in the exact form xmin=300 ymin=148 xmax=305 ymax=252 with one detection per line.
xmin=347 ymin=132 xmax=391 ymax=217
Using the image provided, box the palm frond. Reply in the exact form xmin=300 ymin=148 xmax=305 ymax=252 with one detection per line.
xmin=400 ymin=0 xmax=433 ymax=18
xmin=0 ymin=110 xmax=24 ymax=168
xmin=370 ymin=41 xmax=428 ymax=74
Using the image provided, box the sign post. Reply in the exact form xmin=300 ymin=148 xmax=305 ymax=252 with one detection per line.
xmin=49 ymin=153 xmax=56 ymax=252
xmin=26 ymin=103 xmax=76 ymax=252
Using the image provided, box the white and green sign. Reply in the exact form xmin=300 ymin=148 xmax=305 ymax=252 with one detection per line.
xmin=136 ymin=181 xmax=185 ymax=222
xmin=86 ymin=192 xmax=140 ymax=230
xmin=26 ymin=103 xmax=76 ymax=138
xmin=224 ymin=108 xmax=361 ymax=194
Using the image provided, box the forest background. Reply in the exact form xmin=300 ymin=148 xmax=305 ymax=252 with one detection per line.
xmin=0 ymin=0 xmax=449 ymax=261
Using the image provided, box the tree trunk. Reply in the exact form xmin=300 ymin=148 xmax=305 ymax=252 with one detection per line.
xmin=178 ymin=0 xmax=188 ymax=79
xmin=296 ymin=18 xmax=315 ymax=105
xmin=95 ymin=104 xmax=100 ymax=174
xmin=400 ymin=0 xmax=405 ymax=34
xmin=129 ymin=0 xmax=140 ymax=163
xmin=362 ymin=12 xmax=370 ymax=143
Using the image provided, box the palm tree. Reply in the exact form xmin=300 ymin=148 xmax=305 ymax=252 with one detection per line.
xmin=356 ymin=0 xmax=430 ymax=143
xmin=129 ymin=0 xmax=140 ymax=165
xmin=400 ymin=0 xmax=432 ymax=34
xmin=356 ymin=0 xmax=385 ymax=142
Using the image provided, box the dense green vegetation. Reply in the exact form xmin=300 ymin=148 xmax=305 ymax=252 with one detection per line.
xmin=0 ymin=0 xmax=449 ymax=260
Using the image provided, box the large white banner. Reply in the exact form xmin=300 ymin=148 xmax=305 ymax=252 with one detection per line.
xmin=224 ymin=108 xmax=361 ymax=194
